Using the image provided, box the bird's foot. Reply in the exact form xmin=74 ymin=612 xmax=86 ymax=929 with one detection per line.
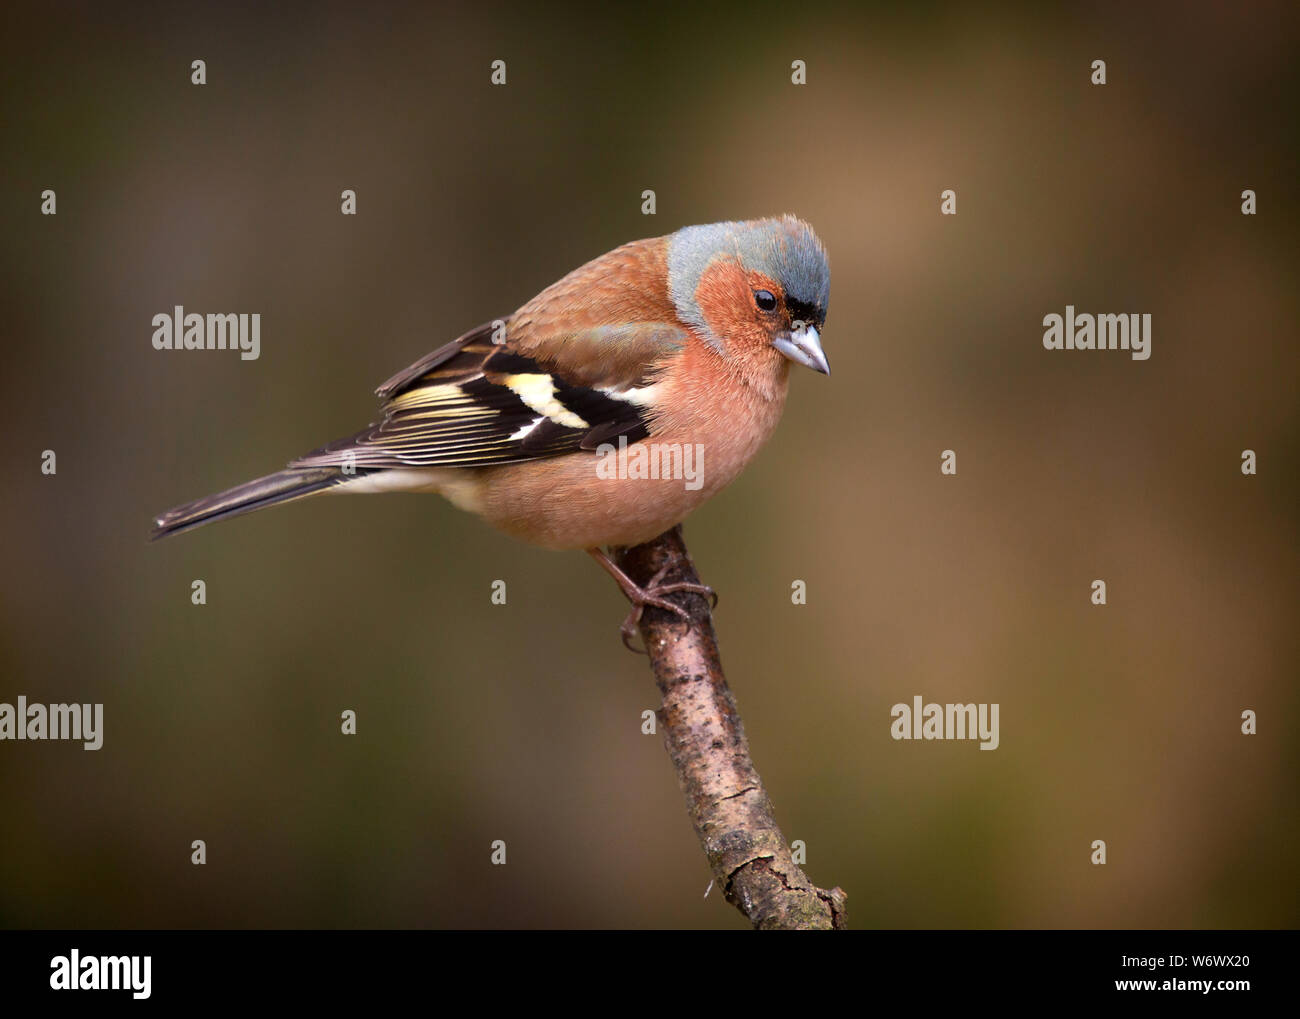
xmin=616 ymin=563 xmax=718 ymax=653
xmin=587 ymin=548 xmax=717 ymax=653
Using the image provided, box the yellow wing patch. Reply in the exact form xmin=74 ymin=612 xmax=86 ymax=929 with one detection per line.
xmin=500 ymin=374 xmax=589 ymax=429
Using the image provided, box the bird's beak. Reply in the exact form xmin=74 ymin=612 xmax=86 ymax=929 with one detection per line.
xmin=772 ymin=324 xmax=830 ymax=375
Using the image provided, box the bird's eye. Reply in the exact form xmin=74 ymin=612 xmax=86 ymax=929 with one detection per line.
xmin=754 ymin=290 xmax=778 ymax=312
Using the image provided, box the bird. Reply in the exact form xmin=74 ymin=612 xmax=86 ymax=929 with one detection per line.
xmin=152 ymin=215 xmax=830 ymax=648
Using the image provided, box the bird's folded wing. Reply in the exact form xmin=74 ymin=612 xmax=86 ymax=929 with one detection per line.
xmin=292 ymin=317 xmax=686 ymax=471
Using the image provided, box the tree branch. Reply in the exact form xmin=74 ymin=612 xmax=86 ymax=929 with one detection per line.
xmin=614 ymin=526 xmax=848 ymax=930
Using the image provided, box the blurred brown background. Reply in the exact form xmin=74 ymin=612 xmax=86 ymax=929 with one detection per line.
xmin=1 ymin=1 xmax=1296 ymax=928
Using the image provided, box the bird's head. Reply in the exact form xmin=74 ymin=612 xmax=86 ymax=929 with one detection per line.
xmin=667 ymin=215 xmax=830 ymax=377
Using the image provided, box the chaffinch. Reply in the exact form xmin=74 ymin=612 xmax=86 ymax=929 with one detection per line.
xmin=153 ymin=215 xmax=831 ymax=645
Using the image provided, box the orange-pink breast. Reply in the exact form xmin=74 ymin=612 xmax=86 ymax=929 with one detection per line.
xmin=469 ymin=338 xmax=792 ymax=549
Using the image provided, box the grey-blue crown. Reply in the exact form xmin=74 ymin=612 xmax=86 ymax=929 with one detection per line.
xmin=667 ymin=216 xmax=829 ymax=349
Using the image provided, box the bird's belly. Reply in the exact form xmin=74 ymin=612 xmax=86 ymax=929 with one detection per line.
xmin=468 ymin=452 xmax=710 ymax=549
xmin=468 ymin=420 xmax=767 ymax=549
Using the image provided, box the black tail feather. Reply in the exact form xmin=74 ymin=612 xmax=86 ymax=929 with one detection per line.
xmin=151 ymin=467 xmax=345 ymax=540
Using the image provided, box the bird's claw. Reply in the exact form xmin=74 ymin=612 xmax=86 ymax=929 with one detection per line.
xmin=617 ymin=563 xmax=717 ymax=653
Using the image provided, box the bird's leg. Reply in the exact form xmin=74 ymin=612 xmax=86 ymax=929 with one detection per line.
xmin=586 ymin=547 xmax=718 ymax=653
